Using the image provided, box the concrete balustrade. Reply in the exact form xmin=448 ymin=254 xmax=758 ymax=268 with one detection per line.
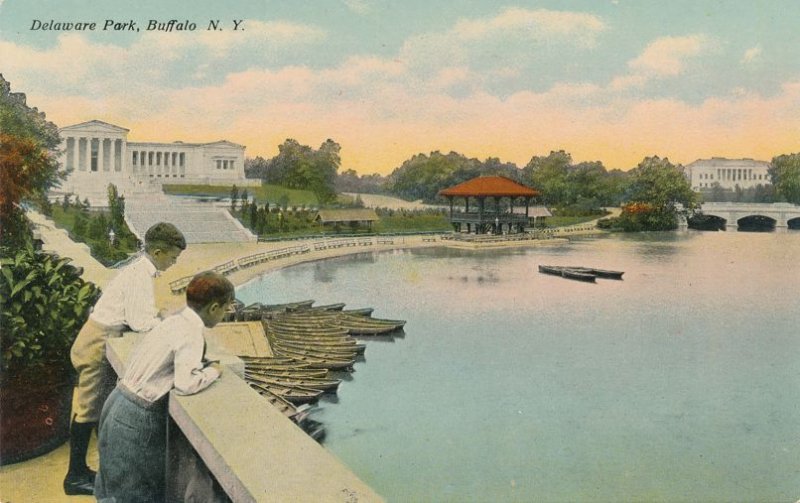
xmin=106 ymin=334 xmax=383 ymax=502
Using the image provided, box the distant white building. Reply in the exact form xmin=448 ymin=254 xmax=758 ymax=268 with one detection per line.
xmin=685 ymin=157 xmax=771 ymax=191
xmin=56 ymin=120 xmax=253 ymax=205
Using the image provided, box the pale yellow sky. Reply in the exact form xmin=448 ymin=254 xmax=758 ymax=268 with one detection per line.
xmin=3 ymin=2 xmax=799 ymax=174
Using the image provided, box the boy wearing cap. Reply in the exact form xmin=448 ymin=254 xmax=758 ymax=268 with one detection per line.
xmin=64 ymin=222 xmax=186 ymax=496
xmin=94 ymin=271 xmax=233 ymax=503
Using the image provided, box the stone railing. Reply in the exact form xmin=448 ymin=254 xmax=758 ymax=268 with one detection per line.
xmin=106 ymin=334 xmax=382 ymax=502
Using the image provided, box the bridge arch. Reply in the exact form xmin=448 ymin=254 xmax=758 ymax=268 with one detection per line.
xmin=737 ymin=215 xmax=776 ymax=232
xmin=788 ymin=217 xmax=800 ymax=230
xmin=688 ymin=213 xmax=726 ymax=231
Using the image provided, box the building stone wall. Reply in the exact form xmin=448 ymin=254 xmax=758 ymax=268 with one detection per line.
xmin=56 ymin=120 xmax=251 ymax=205
xmin=685 ymin=157 xmax=771 ymax=191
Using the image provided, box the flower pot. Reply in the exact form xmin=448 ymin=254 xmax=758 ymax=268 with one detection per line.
xmin=0 ymin=362 xmax=74 ymax=465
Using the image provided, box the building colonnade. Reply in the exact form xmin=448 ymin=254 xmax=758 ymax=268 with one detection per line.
xmin=64 ymin=135 xmax=126 ymax=173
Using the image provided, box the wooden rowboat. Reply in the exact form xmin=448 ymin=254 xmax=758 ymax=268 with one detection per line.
xmin=271 ymin=348 xmax=355 ymax=370
xmin=273 ymin=340 xmax=363 ymax=357
xmin=245 ymin=372 xmax=342 ymax=391
xmin=245 ymin=365 xmax=330 ymax=377
xmin=564 ymin=267 xmax=624 ymax=279
xmin=559 ymin=268 xmax=596 ymax=282
xmin=248 ymin=382 xmax=324 ymax=404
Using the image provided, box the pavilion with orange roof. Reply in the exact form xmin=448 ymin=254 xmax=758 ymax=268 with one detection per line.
xmin=438 ymin=175 xmax=541 ymax=234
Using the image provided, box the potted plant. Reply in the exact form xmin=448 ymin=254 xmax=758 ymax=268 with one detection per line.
xmin=0 ymin=244 xmax=101 ymax=464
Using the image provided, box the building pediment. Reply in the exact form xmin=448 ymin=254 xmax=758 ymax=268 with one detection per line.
xmin=60 ymin=120 xmax=130 ymax=135
xmin=202 ymin=140 xmax=245 ymax=150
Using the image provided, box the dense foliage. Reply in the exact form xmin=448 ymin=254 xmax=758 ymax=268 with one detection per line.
xmin=49 ymin=187 xmax=140 ymax=266
xmin=607 ymin=157 xmax=697 ymax=231
xmin=335 ymin=169 xmax=387 ymax=194
xmin=245 ymin=139 xmax=341 ymax=203
xmin=0 ymin=245 xmax=101 ymax=374
xmin=698 ymin=183 xmax=777 ymax=203
xmin=387 ymin=151 xmax=521 ymax=203
xmin=522 ymin=150 xmax=627 ymax=211
xmin=768 ymin=153 xmax=800 ymax=204
xmin=0 ymin=75 xmax=63 ymax=248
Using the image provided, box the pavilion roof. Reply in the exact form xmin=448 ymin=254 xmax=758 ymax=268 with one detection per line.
xmin=438 ymin=176 xmax=539 ymax=197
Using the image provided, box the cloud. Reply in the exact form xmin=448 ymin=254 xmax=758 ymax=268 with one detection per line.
xmin=2 ymin=11 xmax=797 ymax=175
xmin=342 ymin=0 xmax=371 ymax=15
xmin=629 ymin=34 xmax=715 ymax=76
xmin=740 ymin=44 xmax=762 ymax=64
xmin=452 ymin=7 xmax=606 ymax=47
xmin=610 ymin=34 xmax=717 ymax=90
xmin=399 ymin=7 xmax=607 ymax=74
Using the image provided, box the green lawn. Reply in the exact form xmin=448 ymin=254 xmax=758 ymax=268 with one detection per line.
xmin=374 ymin=214 xmax=451 ymax=233
xmin=162 ymin=183 xmax=318 ymax=206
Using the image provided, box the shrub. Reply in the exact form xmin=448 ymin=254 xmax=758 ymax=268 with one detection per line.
xmin=0 ymin=246 xmax=101 ymax=374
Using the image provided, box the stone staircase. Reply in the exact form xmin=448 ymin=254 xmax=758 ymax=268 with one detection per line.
xmin=125 ymin=194 xmax=256 ymax=244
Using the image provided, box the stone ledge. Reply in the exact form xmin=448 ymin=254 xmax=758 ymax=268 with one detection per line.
xmin=106 ymin=334 xmax=382 ymax=502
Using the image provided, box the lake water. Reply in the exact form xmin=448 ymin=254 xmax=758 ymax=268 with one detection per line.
xmin=236 ymin=231 xmax=800 ymax=502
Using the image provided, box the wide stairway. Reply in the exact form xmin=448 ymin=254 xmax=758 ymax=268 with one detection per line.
xmin=125 ymin=194 xmax=256 ymax=244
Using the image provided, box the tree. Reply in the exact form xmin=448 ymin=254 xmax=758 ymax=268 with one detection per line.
xmin=256 ymin=139 xmax=341 ymax=204
xmin=523 ymin=151 xmax=573 ymax=206
xmin=768 ymin=153 xmax=800 ymax=204
xmin=0 ymin=76 xmax=63 ymax=249
xmin=230 ymin=185 xmax=239 ymax=212
xmin=618 ymin=156 xmax=697 ymax=231
xmin=249 ymin=200 xmax=258 ymax=228
xmin=107 ymin=184 xmax=125 ymax=233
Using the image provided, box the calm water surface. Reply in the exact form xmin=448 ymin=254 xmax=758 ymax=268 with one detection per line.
xmin=237 ymin=231 xmax=800 ymax=502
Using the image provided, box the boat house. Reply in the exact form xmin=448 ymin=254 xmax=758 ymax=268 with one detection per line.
xmin=438 ymin=176 xmax=540 ymax=234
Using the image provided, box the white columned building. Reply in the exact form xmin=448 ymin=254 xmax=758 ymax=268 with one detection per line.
xmin=685 ymin=157 xmax=771 ymax=191
xmin=56 ymin=120 xmax=253 ymax=206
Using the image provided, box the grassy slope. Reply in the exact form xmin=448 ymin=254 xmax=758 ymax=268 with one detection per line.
xmin=163 ymin=183 xmax=318 ymax=206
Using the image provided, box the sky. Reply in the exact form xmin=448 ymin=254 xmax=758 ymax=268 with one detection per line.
xmin=1 ymin=0 xmax=799 ymax=174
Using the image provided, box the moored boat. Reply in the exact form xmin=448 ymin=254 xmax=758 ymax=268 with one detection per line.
xmin=245 ymin=372 xmax=342 ymax=391
xmin=564 ymin=267 xmax=624 ymax=279
xmin=559 ymin=268 xmax=596 ymax=282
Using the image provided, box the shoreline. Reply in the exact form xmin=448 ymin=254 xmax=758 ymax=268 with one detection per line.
xmin=5 ymin=212 xmax=599 ymax=502
xmin=154 ymin=234 xmax=578 ymax=310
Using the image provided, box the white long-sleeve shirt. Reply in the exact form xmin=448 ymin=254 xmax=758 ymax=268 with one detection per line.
xmin=90 ymin=255 xmax=160 ymax=332
xmin=121 ymin=308 xmax=220 ymax=403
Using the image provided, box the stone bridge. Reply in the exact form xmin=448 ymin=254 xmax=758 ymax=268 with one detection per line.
xmin=699 ymin=202 xmax=800 ymax=230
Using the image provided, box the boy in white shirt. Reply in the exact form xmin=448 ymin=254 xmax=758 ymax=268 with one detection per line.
xmin=64 ymin=222 xmax=186 ymax=496
xmin=94 ymin=271 xmax=234 ymax=503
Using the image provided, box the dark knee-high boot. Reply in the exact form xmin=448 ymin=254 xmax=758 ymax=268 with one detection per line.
xmin=63 ymin=418 xmax=97 ymax=495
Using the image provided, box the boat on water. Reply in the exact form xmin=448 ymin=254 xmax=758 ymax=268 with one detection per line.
xmin=273 ymin=339 xmax=364 ymax=356
xmin=271 ymin=334 xmax=366 ymax=353
xmin=564 ymin=267 xmax=624 ymax=279
xmin=560 ymin=268 xmax=596 ymax=282
xmin=248 ymin=382 xmax=324 ymax=404
xmin=537 ymin=265 xmax=564 ymax=276
xmin=271 ymin=347 xmax=356 ymax=370
xmin=289 ymin=302 xmax=346 ymax=312
xmin=245 ymin=372 xmax=342 ymax=391
xmin=341 ymin=307 xmax=374 ymax=317
xmin=245 ymin=367 xmax=331 ymax=379
xmin=538 ymin=265 xmax=623 ymax=281
xmin=273 ymin=340 xmax=359 ymax=358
